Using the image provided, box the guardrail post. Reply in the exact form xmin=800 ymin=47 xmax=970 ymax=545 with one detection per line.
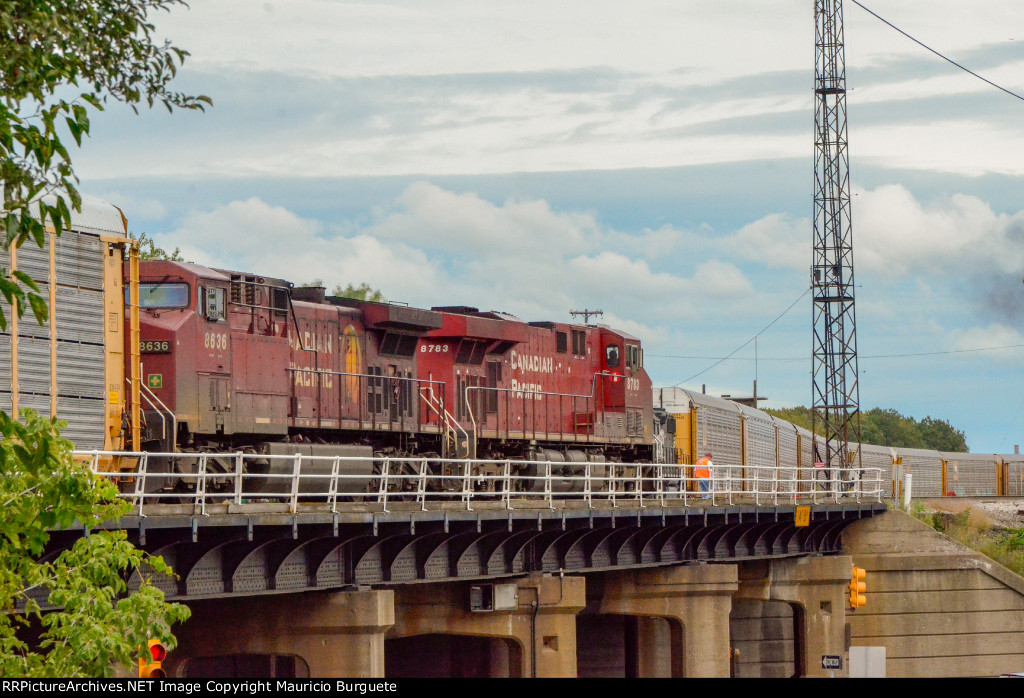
xmin=417 ymin=458 xmax=428 ymax=512
xmin=133 ymin=452 xmax=147 ymax=514
xmin=584 ymin=461 xmax=592 ymax=509
xmin=636 ymin=465 xmax=644 ymax=508
xmin=197 ymin=454 xmax=209 ymax=516
xmin=133 ymin=448 xmax=147 ymax=513
xmin=379 ymin=458 xmax=390 ymax=513
xmin=462 ymin=460 xmax=473 ymax=512
xmin=289 ymin=454 xmax=302 ymax=514
xmin=329 ymin=456 xmax=341 ymax=513
xmin=503 ymin=460 xmax=512 ymax=510
xmin=234 ymin=452 xmax=244 ymax=505
xmin=544 ymin=461 xmax=553 ymax=510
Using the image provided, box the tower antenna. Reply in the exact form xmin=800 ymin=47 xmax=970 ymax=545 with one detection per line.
xmin=811 ymin=0 xmax=863 ymax=475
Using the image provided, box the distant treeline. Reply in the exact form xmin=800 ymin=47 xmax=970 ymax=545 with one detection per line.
xmin=762 ymin=406 xmax=969 ymax=453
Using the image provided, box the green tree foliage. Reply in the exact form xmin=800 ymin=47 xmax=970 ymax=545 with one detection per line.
xmin=333 ymin=282 xmax=385 ymax=302
xmin=0 ymin=0 xmax=210 ymax=330
xmin=0 ymin=1 xmax=207 ymax=675
xmin=763 ymin=406 xmax=969 ymax=452
xmin=129 ymin=231 xmax=183 ymax=261
xmin=0 ymin=411 xmax=190 ymax=677
xmin=301 ymin=279 xmax=386 ymax=302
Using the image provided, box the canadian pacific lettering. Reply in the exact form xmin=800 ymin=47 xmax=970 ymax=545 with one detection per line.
xmin=511 ymin=378 xmax=544 ymax=400
xmin=289 ymin=331 xmax=333 ymax=354
xmin=289 ymin=362 xmax=334 ymax=389
xmin=509 ymin=350 xmax=553 ymax=374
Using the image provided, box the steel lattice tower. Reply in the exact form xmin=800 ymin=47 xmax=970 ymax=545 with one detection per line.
xmin=812 ymin=0 xmax=862 ymax=472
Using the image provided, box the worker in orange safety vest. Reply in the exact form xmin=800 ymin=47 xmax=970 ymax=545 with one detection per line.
xmin=695 ymin=451 xmax=713 ymax=499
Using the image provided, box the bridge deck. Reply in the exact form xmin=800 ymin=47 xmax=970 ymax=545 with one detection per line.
xmin=32 ymin=452 xmax=889 ymax=605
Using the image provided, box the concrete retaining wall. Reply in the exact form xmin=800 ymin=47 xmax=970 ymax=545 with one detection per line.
xmin=843 ymin=509 xmax=1024 ymax=677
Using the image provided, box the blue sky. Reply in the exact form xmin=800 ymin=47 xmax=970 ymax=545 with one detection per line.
xmin=74 ymin=1 xmax=1024 ymax=453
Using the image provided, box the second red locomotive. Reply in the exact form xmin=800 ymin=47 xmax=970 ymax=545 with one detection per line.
xmin=129 ymin=260 xmax=653 ymax=491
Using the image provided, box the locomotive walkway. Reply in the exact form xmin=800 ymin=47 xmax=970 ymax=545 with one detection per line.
xmin=52 ymin=451 xmax=888 ymax=603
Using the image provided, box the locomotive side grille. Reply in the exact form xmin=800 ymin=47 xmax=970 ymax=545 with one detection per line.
xmin=627 ymin=409 xmax=636 ymax=436
xmin=604 ymin=413 xmax=624 ymax=432
xmin=229 ymin=275 xmax=259 ymax=306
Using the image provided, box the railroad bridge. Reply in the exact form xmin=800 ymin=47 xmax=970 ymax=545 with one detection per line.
xmin=52 ymin=452 xmax=888 ymax=678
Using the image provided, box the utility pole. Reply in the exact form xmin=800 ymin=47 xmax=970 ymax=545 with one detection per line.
xmin=570 ymin=309 xmax=604 ymax=325
xmin=811 ymin=0 xmax=862 ymax=474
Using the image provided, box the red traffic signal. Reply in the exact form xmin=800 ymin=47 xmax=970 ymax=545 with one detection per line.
xmin=139 ymin=638 xmax=167 ymax=678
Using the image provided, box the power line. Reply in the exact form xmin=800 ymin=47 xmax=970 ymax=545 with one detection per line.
xmin=673 ymin=289 xmax=809 ymax=385
xmin=864 ymin=343 xmax=1024 ymax=359
xmin=652 ymin=342 xmax=1024 ymax=363
xmin=851 ymin=0 xmax=1024 ymax=102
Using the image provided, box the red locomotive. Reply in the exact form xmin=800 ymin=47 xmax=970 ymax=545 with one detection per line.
xmin=129 ymin=260 xmax=654 ymax=491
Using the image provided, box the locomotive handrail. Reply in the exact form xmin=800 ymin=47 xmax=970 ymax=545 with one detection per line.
xmin=289 ymin=368 xmax=446 ymax=389
xmin=130 ymin=378 xmax=166 ymax=442
xmin=78 ymin=450 xmax=885 ymax=516
xmin=463 ymin=370 xmax=626 ymax=441
xmin=285 ymin=367 xmax=452 ymax=434
xmin=418 ymin=384 xmax=467 ymax=458
xmin=133 ymin=368 xmax=178 ymax=452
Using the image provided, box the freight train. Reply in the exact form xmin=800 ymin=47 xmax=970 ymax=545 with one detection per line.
xmin=3 ymin=197 xmax=1023 ymax=499
xmin=655 ymin=388 xmax=1024 ymax=498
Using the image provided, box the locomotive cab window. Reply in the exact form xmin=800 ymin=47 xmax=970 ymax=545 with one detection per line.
xmin=556 ymin=331 xmax=568 ymax=353
xmin=455 ymin=340 xmax=487 ymax=365
xmin=605 ymin=345 xmax=620 ymax=368
xmin=132 ymin=282 xmax=190 ymax=309
xmin=626 ymin=345 xmax=642 ymax=370
xmin=199 ymin=286 xmax=226 ymax=321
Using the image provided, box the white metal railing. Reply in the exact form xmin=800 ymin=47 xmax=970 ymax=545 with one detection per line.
xmin=76 ymin=450 xmax=885 ymax=517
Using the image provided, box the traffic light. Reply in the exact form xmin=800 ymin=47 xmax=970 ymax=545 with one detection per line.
xmin=849 ymin=565 xmax=867 ymax=610
xmin=138 ymin=638 xmax=167 ymax=678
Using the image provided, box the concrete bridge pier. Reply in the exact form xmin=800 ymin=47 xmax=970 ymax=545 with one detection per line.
xmin=592 ymin=564 xmax=740 ymax=677
xmin=736 ymin=555 xmax=853 ymax=677
xmin=164 ymin=559 xmax=855 ymax=678
xmin=167 ymin=589 xmax=395 ymax=678
xmin=387 ymin=574 xmax=587 ymax=678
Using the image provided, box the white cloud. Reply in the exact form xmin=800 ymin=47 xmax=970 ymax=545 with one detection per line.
xmin=70 ymin=1 xmax=1022 ymax=181
xmin=853 ymin=184 xmax=1024 ymax=322
xmin=163 ymin=1 xmax=811 ymax=81
xmin=365 ymin=182 xmax=594 ymax=256
xmin=721 ymin=213 xmax=807 ymax=270
xmin=160 ymin=184 xmax=759 ymax=328
xmin=166 ymin=197 xmax=440 ymax=301
xmin=950 ymin=324 xmax=1024 ymax=361
xmin=97 ymin=191 xmax=167 ymax=221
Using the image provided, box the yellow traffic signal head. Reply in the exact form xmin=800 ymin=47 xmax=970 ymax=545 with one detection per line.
xmin=849 ymin=565 xmax=867 ymax=610
xmin=138 ymin=638 xmax=167 ymax=678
